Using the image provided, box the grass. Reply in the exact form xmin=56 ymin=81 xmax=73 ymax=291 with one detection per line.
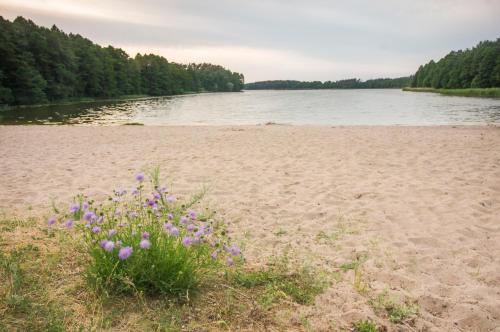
xmin=353 ymin=319 xmax=379 ymax=332
xmin=0 ymin=215 xmax=332 ymax=330
xmin=229 ymin=255 xmax=330 ymax=308
xmin=370 ymin=292 xmax=419 ymax=324
xmin=402 ymin=87 xmax=500 ymax=98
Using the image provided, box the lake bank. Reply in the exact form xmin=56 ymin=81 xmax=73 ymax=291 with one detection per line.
xmin=403 ymin=87 xmax=500 ymax=98
xmin=1 ymin=125 xmax=499 ymax=331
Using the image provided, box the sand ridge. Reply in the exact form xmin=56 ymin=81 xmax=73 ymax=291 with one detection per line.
xmin=0 ymin=125 xmax=499 ymax=331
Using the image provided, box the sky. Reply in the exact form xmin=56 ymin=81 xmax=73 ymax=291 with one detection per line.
xmin=1 ymin=0 xmax=500 ymax=82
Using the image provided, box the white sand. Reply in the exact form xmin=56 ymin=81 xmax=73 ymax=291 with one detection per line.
xmin=1 ymin=125 xmax=499 ymax=331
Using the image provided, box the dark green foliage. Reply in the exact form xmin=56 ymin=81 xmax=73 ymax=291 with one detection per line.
xmin=411 ymin=38 xmax=500 ymax=89
xmin=0 ymin=16 xmax=244 ymax=106
xmin=245 ymin=76 xmax=412 ymax=90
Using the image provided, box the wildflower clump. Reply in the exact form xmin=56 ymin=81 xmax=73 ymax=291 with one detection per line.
xmin=50 ymin=170 xmax=241 ymax=297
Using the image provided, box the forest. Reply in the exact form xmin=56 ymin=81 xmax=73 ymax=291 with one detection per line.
xmin=410 ymin=38 xmax=500 ymax=88
xmin=244 ymin=77 xmax=412 ymax=90
xmin=0 ymin=16 xmax=244 ymax=106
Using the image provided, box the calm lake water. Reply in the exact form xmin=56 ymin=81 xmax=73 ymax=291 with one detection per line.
xmin=1 ymin=89 xmax=500 ymax=125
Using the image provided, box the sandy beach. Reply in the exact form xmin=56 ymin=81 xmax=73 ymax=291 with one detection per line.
xmin=0 ymin=125 xmax=499 ymax=331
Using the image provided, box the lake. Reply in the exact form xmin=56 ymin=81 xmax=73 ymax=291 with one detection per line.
xmin=1 ymin=89 xmax=500 ymax=125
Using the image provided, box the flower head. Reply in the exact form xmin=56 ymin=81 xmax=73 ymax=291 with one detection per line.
xmin=187 ymin=224 xmax=195 ymax=232
xmin=153 ymin=192 xmax=161 ymax=200
xmin=47 ymin=216 xmax=56 ymax=226
xmin=211 ymin=250 xmax=218 ymax=260
xmin=140 ymin=239 xmax=151 ymax=249
xmin=160 ymin=186 xmax=168 ymax=193
xmin=108 ymin=229 xmax=117 ymax=237
xmin=166 ymin=195 xmax=176 ymax=203
xmin=92 ymin=226 xmax=101 ymax=233
xmin=69 ymin=203 xmax=80 ymax=213
xmin=226 ymin=257 xmax=234 ymax=266
xmin=180 ymin=216 xmax=188 ymax=225
xmin=142 ymin=231 xmax=150 ymax=239
xmin=82 ymin=202 xmax=89 ymax=210
xmin=64 ymin=219 xmax=73 ymax=228
xmin=84 ymin=211 xmax=95 ymax=222
xmin=182 ymin=236 xmax=192 ymax=247
xmin=103 ymin=241 xmax=115 ymax=252
xmin=167 ymin=213 xmax=173 ymax=220
xmin=169 ymin=227 xmax=179 ymax=237
xmin=118 ymin=246 xmax=133 ymax=260
xmin=188 ymin=210 xmax=197 ymax=220
xmin=135 ymin=172 xmax=145 ymax=182
xmin=230 ymin=245 xmax=241 ymax=256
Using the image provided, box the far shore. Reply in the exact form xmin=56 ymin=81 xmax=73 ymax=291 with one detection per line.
xmin=402 ymin=86 xmax=500 ymax=98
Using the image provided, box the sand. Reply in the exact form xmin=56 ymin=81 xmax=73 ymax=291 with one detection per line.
xmin=0 ymin=125 xmax=499 ymax=331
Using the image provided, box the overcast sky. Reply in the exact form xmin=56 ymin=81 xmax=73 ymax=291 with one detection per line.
xmin=2 ymin=0 xmax=499 ymax=82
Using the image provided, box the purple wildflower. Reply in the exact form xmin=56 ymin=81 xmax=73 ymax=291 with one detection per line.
xmin=153 ymin=192 xmax=161 ymax=200
xmin=188 ymin=210 xmax=197 ymax=220
xmin=140 ymin=239 xmax=151 ymax=249
xmin=135 ymin=172 xmax=145 ymax=182
xmin=211 ymin=250 xmax=218 ymax=260
xmin=187 ymin=224 xmax=195 ymax=232
xmin=182 ymin=236 xmax=192 ymax=247
xmin=167 ymin=213 xmax=173 ymax=220
xmin=131 ymin=188 xmax=139 ymax=196
xmin=82 ymin=202 xmax=89 ymax=210
xmin=47 ymin=216 xmax=56 ymax=226
xmin=103 ymin=241 xmax=115 ymax=252
xmin=180 ymin=216 xmax=188 ymax=225
xmin=159 ymin=186 xmax=168 ymax=193
xmin=142 ymin=232 xmax=150 ymax=239
xmin=100 ymin=239 xmax=108 ymax=248
xmin=195 ymin=229 xmax=204 ymax=238
xmin=147 ymin=199 xmax=156 ymax=208
xmin=230 ymin=245 xmax=241 ymax=256
xmin=69 ymin=203 xmax=80 ymax=213
xmin=166 ymin=195 xmax=176 ymax=203
xmin=118 ymin=246 xmax=133 ymax=260
xmin=64 ymin=219 xmax=73 ymax=228
xmin=92 ymin=226 xmax=101 ymax=233
xmin=169 ymin=227 xmax=179 ymax=237
xmin=108 ymin=229 xmax=117 ymax=237
xmin=226 ymin=257 xmax=234 ymax=266
xmin=163 ymin=222 xmax=173 ymax=231
xmin=83 ymin=211 xmax=95 ymax=222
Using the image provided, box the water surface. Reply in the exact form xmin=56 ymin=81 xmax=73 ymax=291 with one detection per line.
xmin=1 ymin=89 xmax=499 ymax=125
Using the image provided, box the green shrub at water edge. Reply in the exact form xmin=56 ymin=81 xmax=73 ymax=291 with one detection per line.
xmin=49 ymin=169 xmax=241 ymax=297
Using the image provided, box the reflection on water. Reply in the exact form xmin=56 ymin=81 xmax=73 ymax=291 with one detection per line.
xmin=1 ymin=90 xmax=500 ymax=125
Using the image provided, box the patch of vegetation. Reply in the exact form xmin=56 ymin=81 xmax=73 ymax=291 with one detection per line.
xmin=49 ymin=168 xmax=241 ymax=297
xmin=0 ymin=245 xmax=65 ymax=331
xmin=230 ymin=256 xmax=329 ymax=308
xmin=353 ymin=319 xmax=379 ymax=332
xmin=403 ymin=87 xmax=500 ymax=98
xmin=370 ymin=292 xmax=419 ymax=324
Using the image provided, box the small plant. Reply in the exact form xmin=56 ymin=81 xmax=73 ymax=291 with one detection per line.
xmin=353 ymin=319 xmax=379 ymax=332
xmin=49 ymin=169 xmax=241 ymax=297
xmin=230 ymin=256 xmax=329 ymax=308
xmin=370 ymin=292 xmax=418 ymax=324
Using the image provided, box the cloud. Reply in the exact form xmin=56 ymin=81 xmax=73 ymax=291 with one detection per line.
xmin=1 ymin=0 xmax=499 ymax=81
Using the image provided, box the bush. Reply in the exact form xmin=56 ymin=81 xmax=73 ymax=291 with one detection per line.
xmin=49 ymin=169 xmax=241 ymax=297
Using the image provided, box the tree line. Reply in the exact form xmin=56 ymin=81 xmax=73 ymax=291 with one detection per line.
xmin=0 ymin=16 xmax=244 ymax=106
xmin=244 ymin=77 xmax=412 ymax=90
xmin=410 ymin=38 xmax=500 ymax=89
